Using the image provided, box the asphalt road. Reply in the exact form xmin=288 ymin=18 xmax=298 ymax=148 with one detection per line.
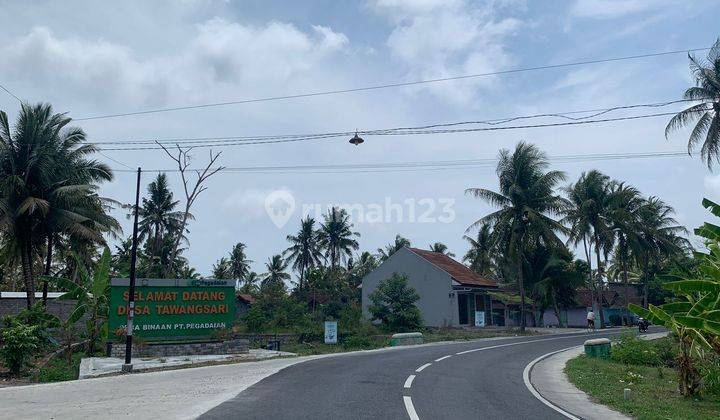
xmin=200 ymin=329 xmax=650 ymax=420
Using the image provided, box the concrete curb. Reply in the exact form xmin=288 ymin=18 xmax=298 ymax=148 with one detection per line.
xmin=526 ymin=332 xmax=668 ymax=420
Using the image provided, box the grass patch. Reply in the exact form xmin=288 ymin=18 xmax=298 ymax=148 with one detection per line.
xmin=566 ymin=355 xmax=720 ymax=420
xmin=273 ymin=328 xmax=532 ymax=355
xmin=281 ymin=336 xmax=390 ymax=356
xmin=33 ymin=352 xmax=86 ymax=383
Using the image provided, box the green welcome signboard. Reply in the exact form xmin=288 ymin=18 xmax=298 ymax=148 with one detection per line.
xmin=109 ymin=278 xmax=236 ymax=341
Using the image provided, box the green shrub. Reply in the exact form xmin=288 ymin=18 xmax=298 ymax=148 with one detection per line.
xmin=35 ymin=352 xmax=85 ymax=382
xmin=610 ymin=333 xmax=662 ymax=366
xmin=2 ymin=303 xmax=60 ymax=348
xmin=368 ymin=273 xmax=423 ymax=332
xmin=652 ymin=336 xmax=678 ymax=368
xmin=699 ymin=354 xmax=720 ymax=397
xmin=342 ymin=334 xmax=374 ymax=349
xmin=338 ymin=305 xmax=363 ymax=333
xmin=0 ymin=323 xmax=40 ymax=374
xmin=243 ymin=305 xmax=268 ymax=333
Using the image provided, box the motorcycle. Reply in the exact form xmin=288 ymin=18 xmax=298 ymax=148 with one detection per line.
xmin=638 ymin=317 xmax=649 ymax=333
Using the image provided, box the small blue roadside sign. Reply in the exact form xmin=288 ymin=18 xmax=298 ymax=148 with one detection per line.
xmin=324 ymin=321 xmax=338 ymax=344
xmin=475 ymin=311 xmax=485 ymax=327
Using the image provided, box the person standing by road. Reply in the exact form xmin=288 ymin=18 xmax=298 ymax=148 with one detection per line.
xmin=586 ymin=308 xmax=596 ymax=331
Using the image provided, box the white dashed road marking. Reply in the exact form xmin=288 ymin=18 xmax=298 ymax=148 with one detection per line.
xmin=403 ymin=396 xmax=420 ymax=420
xmin=404 ymin=333 xmax=596 ymax=419
xmin=415 ymin=363 xmax=431 ymax=372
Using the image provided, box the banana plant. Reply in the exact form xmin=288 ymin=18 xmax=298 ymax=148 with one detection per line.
xmin=628 ymin=198 xmax=720 ymax=395
xmin=42 ymin=247 xmax=111 ymax=355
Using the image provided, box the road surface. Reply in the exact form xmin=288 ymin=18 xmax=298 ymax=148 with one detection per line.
xmin=201 ymin=329 xmax=646 ymax=419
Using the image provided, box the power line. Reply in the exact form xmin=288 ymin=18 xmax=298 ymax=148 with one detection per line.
xmin=0 ymin=82 xmax=22 ymax=102
xmin=108 ymin=150 xmax=692 ymax=174
xmin=97 ymin=151 xmax=133 ymax=169
xmin=90 ymin=98 xmax=697 ymax=146
xmin=74 ymin=47 xmax=709 ymax=121
xmin=97 ymin=110 xmax=701 ymax=151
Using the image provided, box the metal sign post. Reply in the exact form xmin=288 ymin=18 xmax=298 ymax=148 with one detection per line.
xmin=122 ymin=167 xmax=142 ymax=372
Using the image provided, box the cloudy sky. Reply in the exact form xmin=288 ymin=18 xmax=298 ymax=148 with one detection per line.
xmin=1 ymin=0 xmax=719 ymax=277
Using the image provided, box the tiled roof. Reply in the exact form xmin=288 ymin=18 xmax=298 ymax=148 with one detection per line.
xmin=236 ymin=293 xmax=255 ymax=304
xmin=407 ymin=248 xmax=498 ymax=287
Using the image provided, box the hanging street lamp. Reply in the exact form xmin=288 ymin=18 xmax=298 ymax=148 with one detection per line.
xmin=349 ymin=132 xmax=364 ymax=146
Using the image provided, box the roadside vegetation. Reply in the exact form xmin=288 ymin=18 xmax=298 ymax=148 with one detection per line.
xmin=2 ymin=39 xmax=720 ymax=382
xmin=566 ymin=335 xmax=720 ymax=419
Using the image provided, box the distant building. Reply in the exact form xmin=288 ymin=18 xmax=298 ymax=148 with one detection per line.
xmin=361 ymin=247 xmax=519 ymax=328
xmin=235 ymin=293 xmax=255 ymax=317
xmin=540 ymin=283 xmax=643 ymax=327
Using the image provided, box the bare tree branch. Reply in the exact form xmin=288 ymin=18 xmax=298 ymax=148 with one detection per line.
xmin=156 ymin=141 xmax=224 ymax=276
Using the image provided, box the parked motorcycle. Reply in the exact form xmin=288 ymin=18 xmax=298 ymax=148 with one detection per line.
xmin=638 ymin=317 xmax=649 ymax=333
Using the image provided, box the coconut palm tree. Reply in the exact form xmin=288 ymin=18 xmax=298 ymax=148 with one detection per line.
xmin=604 ymin=181 xmax=643 ymax=323
xmin=377 ymin=234 xmax=411 ymax=261
xmin=229 ymin=242 xmax=252 ymax=284
xmin=466 ymin=142 xmax=566 ymax=331
xmin=561 ymin=170 xmax=613 ymax=327
xmin=262 ymin=254 xmax=290 ymax=292
xmin=138 ymin=173 xmax=185 ymax=259
xmin=284 ymin=216 xmax=323 ymax=289
xmin=212 ymin=257 xmax=232 ymax=279
xmin=175 ymin=263 xmax=200 ymax=279
xmin=666 ymin=39 xmax=720 ymax=168
xmin=317 ymin=207 xmax=360 ymax=268
xmin=463 ymin=223 xmax=495 ymax=276
xmin=429 ymin=242 xmax=454 ymax=257
xmin=239 ymin=271 xmax=260 ymax=294
xmin=633 ymin=197 xmax=689 ymax=307
xmin=0 ymin=103 xmax=118 ymax=308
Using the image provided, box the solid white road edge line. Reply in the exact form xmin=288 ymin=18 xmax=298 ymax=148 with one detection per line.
xmin=403 ymin=396 xmax=420 ymax=420
xmin=522 ymin=346 xmax=582 ymax=420
xmin=415 ymin=363 xmax=432 ymax=372
xmin=434 ymin=355 xmax=452 ymax=362
xmin=404 ymin=375 xmax=416 ymax=389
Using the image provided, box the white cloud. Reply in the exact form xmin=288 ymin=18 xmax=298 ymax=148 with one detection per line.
xmin=370 ymin=0 xmax=522 ymax=104
xmin=0 ymin=19 xmax=349 ymax=108
xmin=570 ymin=0 xmax=667 ymax=20
xmin=704 ymin=174 xmax=720 ymax=196
xmin=222 ymin=188 xmax=292 ymax=221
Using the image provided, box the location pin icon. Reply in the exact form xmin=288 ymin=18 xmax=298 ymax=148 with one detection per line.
xmin=264 ymin=190 xmax=296 ymax=228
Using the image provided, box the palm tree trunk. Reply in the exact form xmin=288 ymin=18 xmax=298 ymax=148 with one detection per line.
xmin=594 ymin=234 xmax=606 ymax=329
xmin=42 ymin=233 xmax=54 ymax=306
xmin=299 ymin=261 xmax=305 ymax=291
xmin=642 ymin=255 xmax=649 ymax=309
xmin=516 ymin=239 xmax=526 ymax=332
xmin=621 ymin=256 xmax=629 ymax=326
xmin=582 ymin=236 xmax=595 ymax=321
xmin=552 ymin=290 xmax=563 ymax=328
xmin=20 ymin=238 xmax=36 ymax=309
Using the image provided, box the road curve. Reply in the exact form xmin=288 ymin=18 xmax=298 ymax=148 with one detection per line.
xmin=200 ymin=329 xmax=642 ymax=420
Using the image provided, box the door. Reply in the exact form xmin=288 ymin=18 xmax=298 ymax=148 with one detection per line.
xmin=458 ymin=294 xmax=469 ymax=325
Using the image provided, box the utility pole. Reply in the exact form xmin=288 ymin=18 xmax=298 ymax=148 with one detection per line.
xmin=123 ymin=167 xmax=142 ymax=372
